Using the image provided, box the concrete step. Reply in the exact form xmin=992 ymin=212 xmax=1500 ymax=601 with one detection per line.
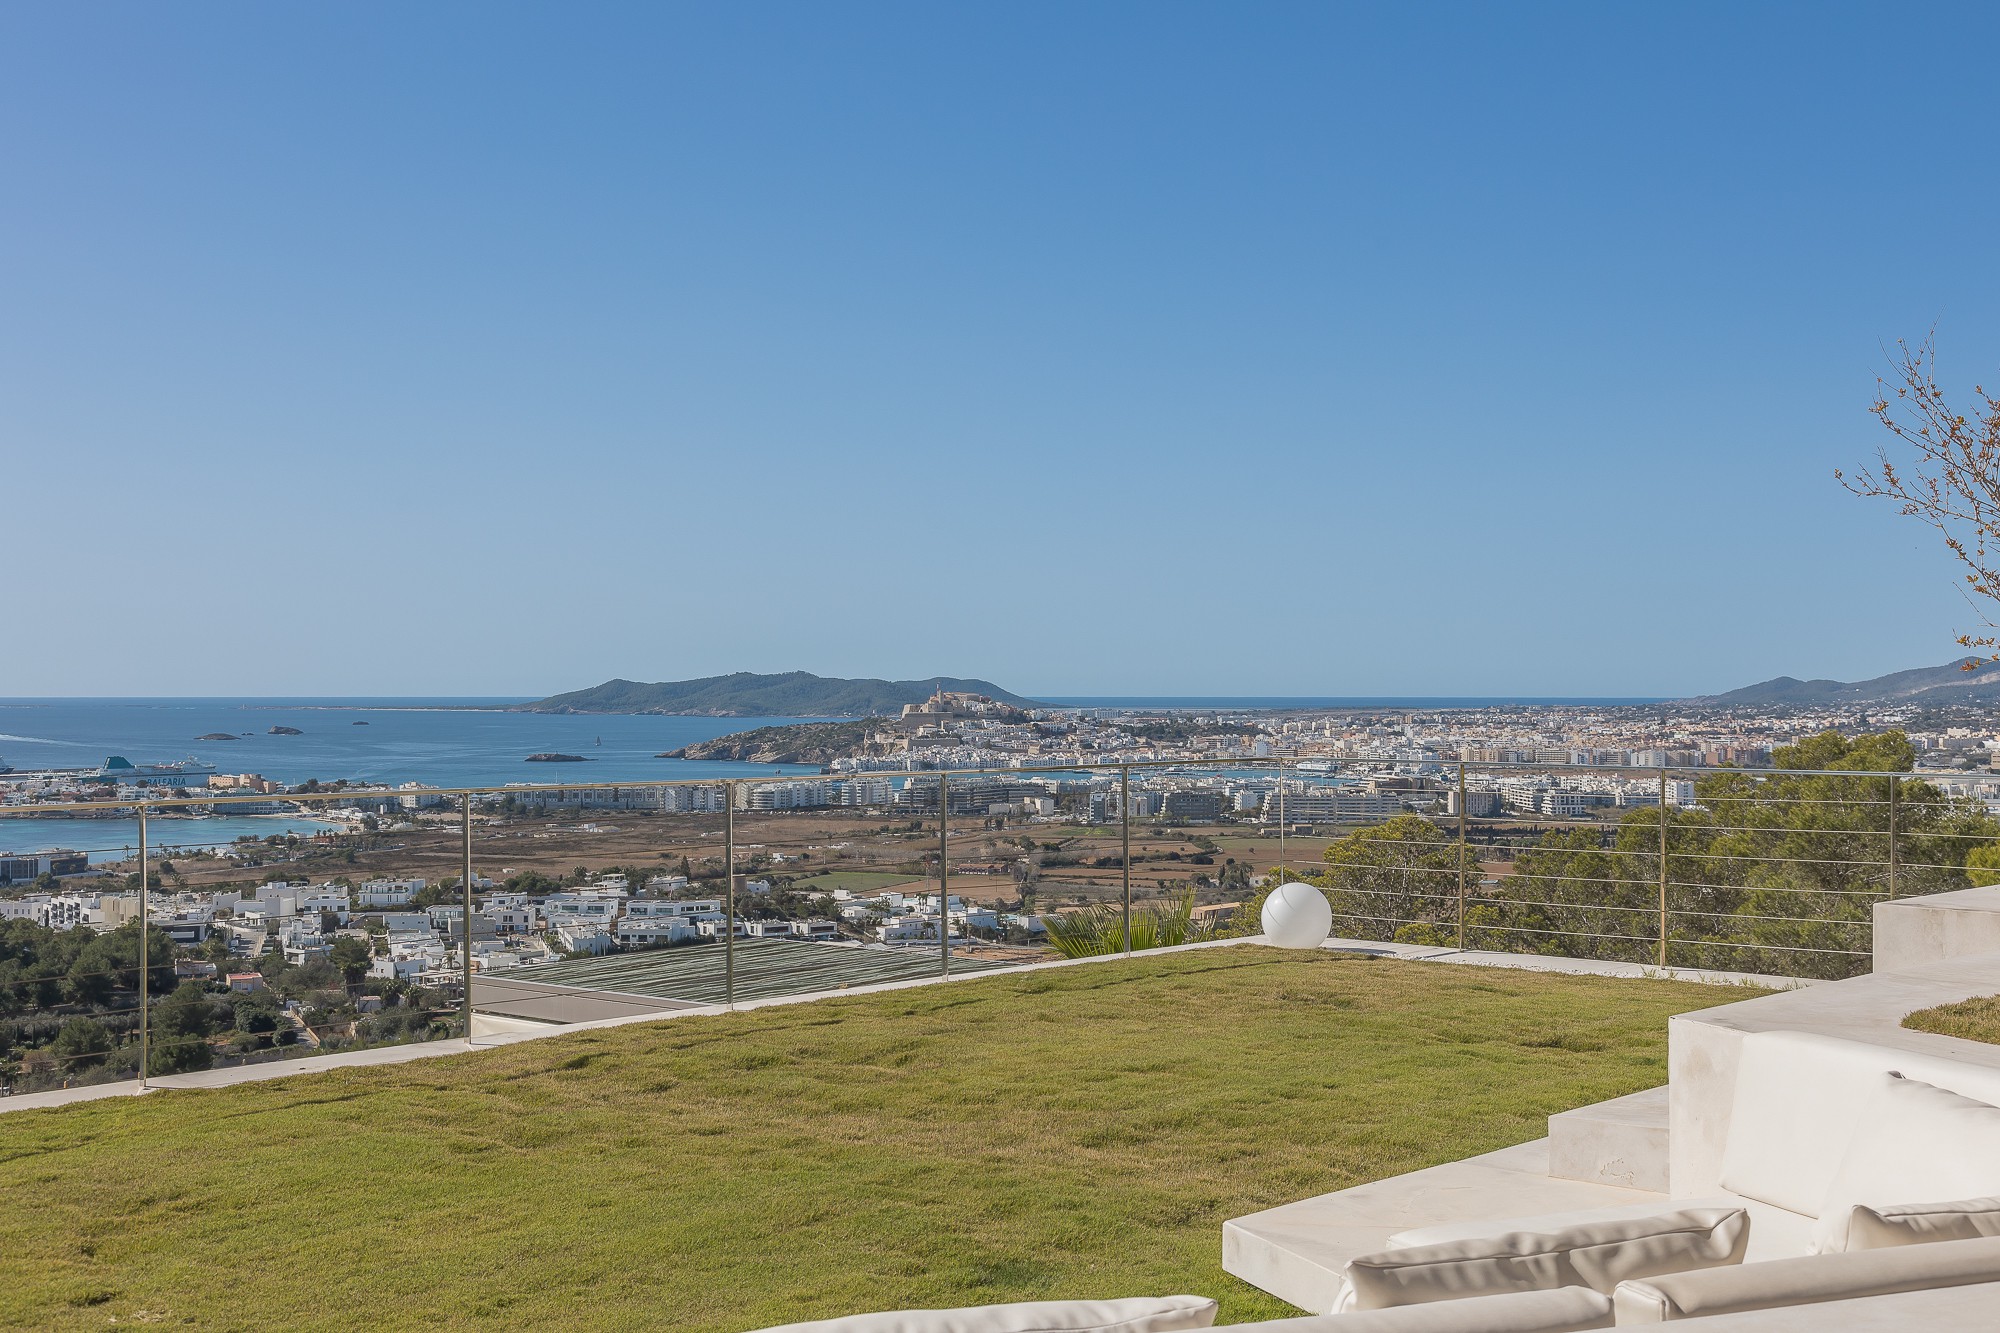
xmin=1548 ymin=1085 xmax=1669 ymax=1192
xmin=1222 ymin=1139 xmax=1666 ymax=1314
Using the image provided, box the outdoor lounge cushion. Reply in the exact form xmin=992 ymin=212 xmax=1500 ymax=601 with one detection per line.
xmin=1333 ymin=1208 xmax=1746 ymax=1311
xmin=1609 ymin=1233 xmax=2000 ymax=1322
xmin=746 ymin=1295 xmax=1218 ymax=1333
xmin=1809 ymin=1074 xmax=2000 ymax=1239
xmin=1717 ymin=1031 xmax=2000 ymax=1217
xmin=1812 ymin=1195 xmax=2000 ymax=1253
xmin=1224 ymin=1287 xmax=1612 ymax=1330
xmin=1386 ymin=1199 xmax=1745 ymax=1252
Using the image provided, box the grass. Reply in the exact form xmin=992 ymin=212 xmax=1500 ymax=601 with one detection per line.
xmin=0 ymin=948 xmax=1736 ymax=1332
xmin=1903 ymin=992 xmax=2000 ymax=1044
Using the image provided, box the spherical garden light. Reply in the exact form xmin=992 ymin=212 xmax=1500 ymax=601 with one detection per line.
xmin=1260 ymin=881 xmax=1332 ymax=949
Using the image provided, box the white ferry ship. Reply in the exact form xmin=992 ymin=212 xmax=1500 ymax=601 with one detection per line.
xmin=90 ymin=755 xmax=220 ymax=785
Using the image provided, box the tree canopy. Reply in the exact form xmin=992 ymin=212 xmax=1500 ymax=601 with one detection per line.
xmin=1239 ymin=732 xmax=1999 ymax=980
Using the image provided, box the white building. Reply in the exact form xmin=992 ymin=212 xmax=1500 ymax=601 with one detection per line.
xmin=356 ymin=878 xmax=426 ymax=909
xmin=554 ymin=923 xmax=612 ymax=955
xmin=613 ymin=919 xmax=702 ymax=948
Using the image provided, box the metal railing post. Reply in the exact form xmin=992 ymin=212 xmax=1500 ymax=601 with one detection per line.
xmin=1888 ymin=774 xmax=1899 ymax=900
xmin=1278 ymin=763 xmax=1287 ymax=881
xmin=724 ymin=782 xmax=736 ymax=1009
xmin=461 ymin=793 xmax=474 ymax=1047
xmin=939 ymin=772 xmax=951 ymax=977
xmin=1456 ymin=761 xmax=1468 ymax=951
xmin=1657 ymin=770 xmax=1669 ymax=969
xmin=1120 ymin=765 xmax=1132 ymax=955
xmin=138 ymin=799 xmax=149 ymax=1087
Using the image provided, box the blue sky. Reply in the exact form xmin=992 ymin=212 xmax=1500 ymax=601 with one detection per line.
xmin=5 ymin=2 xmax=1998 ymax=698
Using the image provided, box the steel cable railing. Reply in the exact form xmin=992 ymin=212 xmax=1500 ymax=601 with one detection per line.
xmin=4 ymin=755 xmax=1997 ymax=1085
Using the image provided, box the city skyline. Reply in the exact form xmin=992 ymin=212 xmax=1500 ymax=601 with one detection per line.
xmin=7 ymin=3 xmax=2000 ymax=698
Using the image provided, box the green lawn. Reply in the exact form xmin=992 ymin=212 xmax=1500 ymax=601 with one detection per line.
xmin=0 ymin=949 xmax=1736 ymax=1332
xmin=1904 ymin=992 xmax=2000 ymax=1044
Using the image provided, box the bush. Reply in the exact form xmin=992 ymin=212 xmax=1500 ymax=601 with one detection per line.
xmin=49 ymin=1017 xmax=113 ymax=1070
xmin=147 ymin=1034 xmax=213 ymax=1076
xmin=1043 ymin=892 xmax=1211 ymax=959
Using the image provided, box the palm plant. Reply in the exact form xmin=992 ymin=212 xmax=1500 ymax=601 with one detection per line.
xmin=1042 ymin=890 xmax=1211 ymax=959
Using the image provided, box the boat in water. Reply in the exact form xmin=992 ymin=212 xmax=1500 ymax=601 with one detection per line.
xmin=91 ymin=755 xmax=220 ymax=784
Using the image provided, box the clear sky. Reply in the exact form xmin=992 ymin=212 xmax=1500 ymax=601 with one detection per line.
xmin=5 ymin=2 xmax=1998 ymax=699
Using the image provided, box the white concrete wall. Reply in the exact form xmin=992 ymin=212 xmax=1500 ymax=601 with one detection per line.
xmin=1875 ymin=886 xmax=2000 ymax=974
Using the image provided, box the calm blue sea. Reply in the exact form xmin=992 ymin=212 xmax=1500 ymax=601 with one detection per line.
xmin=0 ymin=813 xmax=346 ymax=863
xmin=0 ymin=698 xmax=827 ymax=790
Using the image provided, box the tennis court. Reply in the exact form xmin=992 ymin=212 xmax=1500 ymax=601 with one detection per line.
xmin=476 ymin=937 xmax=1030 ymax=1019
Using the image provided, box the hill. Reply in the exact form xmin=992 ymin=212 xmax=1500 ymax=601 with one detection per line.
xmin=519 ymin=671 xmax=1036 ymax=716
xmin=661 ymin=719 xmax=883 ymax=763
xmin=1699 ymin=657 xmax=2000 ymax=707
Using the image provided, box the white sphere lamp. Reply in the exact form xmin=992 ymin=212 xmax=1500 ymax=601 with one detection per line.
xmin=1261 ymin=881 xmax=1332 ymax=949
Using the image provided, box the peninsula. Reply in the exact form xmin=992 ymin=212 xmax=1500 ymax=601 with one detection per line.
xmin=663 ymin=719 xmax=885 ymax=765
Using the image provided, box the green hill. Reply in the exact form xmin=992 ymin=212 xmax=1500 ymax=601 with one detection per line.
xmin=518 ymin=671 xmax=1036 ymax=716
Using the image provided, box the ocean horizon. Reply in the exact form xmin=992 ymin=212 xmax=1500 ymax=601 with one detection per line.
xmin=0 ymin=698 xmax=826 ymax=790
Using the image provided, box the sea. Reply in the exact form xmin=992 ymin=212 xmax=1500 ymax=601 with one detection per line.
xmin=0 ymin=694 xmax=1666 ymax=862
xmin=0 ymin=698 xmax=831 ymax=860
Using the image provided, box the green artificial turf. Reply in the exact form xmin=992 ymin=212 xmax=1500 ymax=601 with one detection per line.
xmin=0 ymin=948 xmax=1737 ymax=1331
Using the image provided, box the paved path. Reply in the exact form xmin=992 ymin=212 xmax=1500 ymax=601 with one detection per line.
xmin=1316 ymin=935 xmax=1813 ymax=990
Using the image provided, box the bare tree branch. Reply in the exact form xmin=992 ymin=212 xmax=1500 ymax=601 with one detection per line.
xmin=1838 ymin=332 xmax=2000 ymax=662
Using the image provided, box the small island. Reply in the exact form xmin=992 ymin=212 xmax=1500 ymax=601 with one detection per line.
xmin=525 ymin=753 xmax=590 ymax=763
xmin=195 ymin=733 xmax=238 ymax=741
xmin=268 ymin=725 xmax=303 ymax=735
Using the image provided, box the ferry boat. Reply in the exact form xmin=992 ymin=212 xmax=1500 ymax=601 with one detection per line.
xmin=90 ymin=755 xmax=220 ymax=784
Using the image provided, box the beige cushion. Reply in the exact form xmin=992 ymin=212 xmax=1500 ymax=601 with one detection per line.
xmin=1718 ymin=1032 xmax=2000 ymax=1217
xmin=1385 ymin=1195 xmax=1814 ymax=1265
xmin=1610 ymin=1233 xmax=2000 ymax=1322
xmin=1387 ymin=1198 xmax=1743 ymax=1251
xmin=747 ymin=1295 xmax=1218 ymax=1333
xmin=1226 ymin=1286 xmax=1612 ymax=1330
xmin=1812 ymin=1195 xmax=2000 ymax=1253
xmin=1813 ymin=1074 xmax=2000 ymax=1229
xmin=1335 ymin=1208 xmax=1746 ymax=1311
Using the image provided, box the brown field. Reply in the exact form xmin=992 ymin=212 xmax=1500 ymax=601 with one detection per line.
xmin=104 ymin=809 xmax=1322 ymax=909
